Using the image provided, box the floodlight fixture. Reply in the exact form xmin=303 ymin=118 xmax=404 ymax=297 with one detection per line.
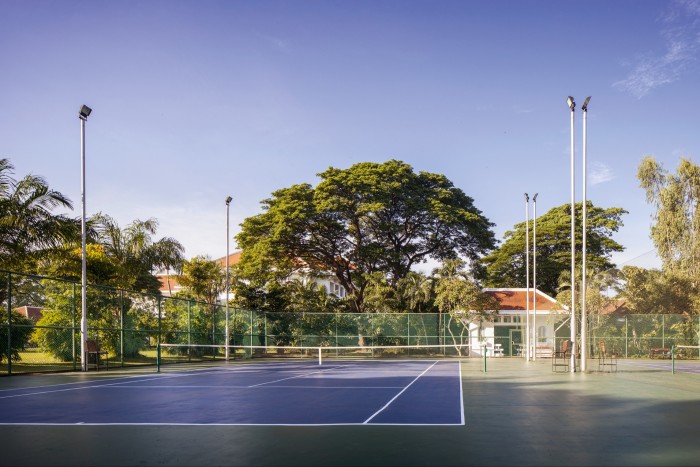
xmin=524 ymin=193 xmax=529 ymax=202
xmin=225 ymin=196 xmax=232 ymax=205
xmin=582 ymin=96 xmax=591 ymax=111
xmin=79 ymin=105 xmax=92 ymax=120
xmin=567 ymin=96 xmax=575 ymax=110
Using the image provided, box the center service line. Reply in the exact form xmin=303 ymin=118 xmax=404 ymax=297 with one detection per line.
xmin=362 ymin=360 xmax=438 ymax=424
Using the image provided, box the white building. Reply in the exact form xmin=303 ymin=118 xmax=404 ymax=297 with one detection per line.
xmin=467 ymin=288 xmax=569 ymax=357
xmin=158 ymin=250 xmax=347 ymax=301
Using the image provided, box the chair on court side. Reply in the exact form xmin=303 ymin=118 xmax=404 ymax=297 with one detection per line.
xmin=597 ymin=341 xmax=617 ymax=373
xmin=552 ymin=339 xmax=570 ymax=372
xmin=86 ymin=339 xmax=108 ymax=371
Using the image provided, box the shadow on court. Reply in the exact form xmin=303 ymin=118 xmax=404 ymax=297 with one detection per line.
xmin=1 ymin=358 xmax=699 ymax=466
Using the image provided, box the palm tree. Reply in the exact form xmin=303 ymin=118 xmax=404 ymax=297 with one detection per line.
xmin=92 ymin=213 xmax=185 ymax=292
xmin=398 ymin=271 xmax=434 ymax=313
xmin=0 ymin=158 xmax=80 ymax=274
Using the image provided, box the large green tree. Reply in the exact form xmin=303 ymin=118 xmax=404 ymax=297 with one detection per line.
xmin=616 ymin=266 xmax=696 ymax=315
xmin=482 ymin=202 xmax=626 ymax=296
xmin=177 ymin=256 xmax=226 ymax=306
xmin=638 ymin=156 xmax=700 ymax=285
xmin=236 ymin=160 xmax=495 ymax=313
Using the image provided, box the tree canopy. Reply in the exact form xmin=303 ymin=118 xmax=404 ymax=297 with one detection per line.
xmin=638 ymin=156 xmax=700 ymax=285
xmin=235 ymin=160 xmax=496 ymax=313
xmin=616 ymin=266 xmax=697 ymax=316
xmin=481 ymin=202 xmax=626 ymax=296
xmin=178 ymin=256 xmax=226 ymax=306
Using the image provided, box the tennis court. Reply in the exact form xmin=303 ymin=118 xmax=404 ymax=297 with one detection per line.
xmin=0 ymin=359 xmax=463 ymax=426
xmin=1 ymin=356 xmax=700 ymax=466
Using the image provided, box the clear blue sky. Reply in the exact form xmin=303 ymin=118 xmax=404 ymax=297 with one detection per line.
xmin=3 ymin=0 xmax=699 ymax=271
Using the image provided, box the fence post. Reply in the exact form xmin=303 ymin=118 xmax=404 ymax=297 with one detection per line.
xmin=662 ymin=315 xmax=665 ymax=349
xmin=119 ymin=290 xmax=124 ymax=368
xmin=187 ymin=300 xmax=191 ymax=362
xmin=157 ymin=296 xmax=162 ymax=351
xmin=6 ymin=272 xmax=11 ymax=376
xmin=72 ymin=283 xmax=77 ymax=371
xmin=625 ymin=316 xmax=628 ymax=358
xmin=407 ymin=313 xmax=411 ymax=347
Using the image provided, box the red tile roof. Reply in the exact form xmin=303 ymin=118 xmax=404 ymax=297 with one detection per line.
xmin=15 ymin=306 xmax=43 ymax=321
xmin=600 ymin=298 xmax=628 ymax=315
xmin=215 ymin=251 xmax=243 ymax=268
xmin=483 ymin=288 xmax=566 ymax=311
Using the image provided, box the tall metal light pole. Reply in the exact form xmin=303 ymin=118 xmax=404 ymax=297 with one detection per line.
xmin=581 ymin=96 xmax=591 ymax=372
xmin=567 ymin=96 xmax=577 ymax=373
xmin=79 ymin=105 xmax=92 ymax=372
xmin=532 ymin=193 xmax=538 ymax=361
xmin=524 ymin=193 xmax=530 ymax=361
xmin=225 ymin=196 xmax=232 ymax=361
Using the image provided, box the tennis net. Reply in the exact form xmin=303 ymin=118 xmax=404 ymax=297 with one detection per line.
xmin=156 ymin=343 xmax=470 ymax=371
xmin=672 ymin=345 xmax=700 ymax=359
xmin=672 ymin=345 xmax=700 ymax=374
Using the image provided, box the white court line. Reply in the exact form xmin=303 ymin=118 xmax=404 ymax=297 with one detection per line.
xmin=362 ymin=360 xmax=438 ymax=424
xmin=247 ymin=365 xmax=350 ymax=387
xmin=0 ymin=362 xmax=326 ymax=397
xmin=90 ymin=385 xmax=405 ymax=389
xmin=0 ymin=368 xmax=258 ymax=400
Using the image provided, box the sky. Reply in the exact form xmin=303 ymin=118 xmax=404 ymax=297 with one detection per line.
xmin=2 ymin=0 xmax=699 ymax=273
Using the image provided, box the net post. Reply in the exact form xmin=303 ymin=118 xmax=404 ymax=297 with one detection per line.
xmin=318 ymin=347 xmax=322 ymax=366
xmin=157 ymin=343 xmax=161 ymax=373
xmin=672 ymin=345 xmax=675 ymax=374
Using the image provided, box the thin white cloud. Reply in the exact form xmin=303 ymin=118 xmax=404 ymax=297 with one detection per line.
xmin=589 ymin=161 xmax=614 ymax=185
xmin=614 ymin=0 xmax=700 ymax=98
xmin=257 ymin=33 xmax=289 ymax=53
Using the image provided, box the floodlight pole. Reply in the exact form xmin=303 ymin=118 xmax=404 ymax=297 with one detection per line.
xmin=532 ymin=193 xmax=538 ymax=361
xmin=225 ymin=196 xmax=232 ymax=361
xmin=581 ymin=96 xmax=591 ymax=372
xmin=79 ymin=105 xmax=92 ymax=372
xmin=568 ymin=96 xmax=577 ymax=373
xmin=524 ymin=193 xmax=530 ymax=361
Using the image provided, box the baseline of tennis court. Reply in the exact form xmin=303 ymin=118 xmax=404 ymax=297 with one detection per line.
xmin=0 ymin=360 xmax=463 ymax=426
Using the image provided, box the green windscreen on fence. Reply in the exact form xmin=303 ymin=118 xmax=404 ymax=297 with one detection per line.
xmin=2 ymin=270 xmax=700 ymax=375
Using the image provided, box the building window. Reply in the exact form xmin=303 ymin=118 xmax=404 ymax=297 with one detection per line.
xmin=537 ymin=325 xmax=547 ymax=343
xmin=330 ymin=282 xmax=345 ymax=298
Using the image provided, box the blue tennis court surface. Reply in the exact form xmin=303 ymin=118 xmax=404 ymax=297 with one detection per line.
xmin=0 ymin=360 xmax=463 ymax=426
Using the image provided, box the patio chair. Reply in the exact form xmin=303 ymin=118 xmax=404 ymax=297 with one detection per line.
xmin=86 ymin=339 xmax=108 ymax=371
xmin=597 ymin=341 xmax=617 ymax=372
xmin=552 ymin=339 xmax=571 ymax=372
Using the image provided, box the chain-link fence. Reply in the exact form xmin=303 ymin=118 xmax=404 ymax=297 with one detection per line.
xmin=2 ymin=270 xmax=699 ymax=375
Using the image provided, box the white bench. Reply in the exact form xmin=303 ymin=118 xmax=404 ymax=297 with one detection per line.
xmin=493 ymin=343 xmax=504 ymax=357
